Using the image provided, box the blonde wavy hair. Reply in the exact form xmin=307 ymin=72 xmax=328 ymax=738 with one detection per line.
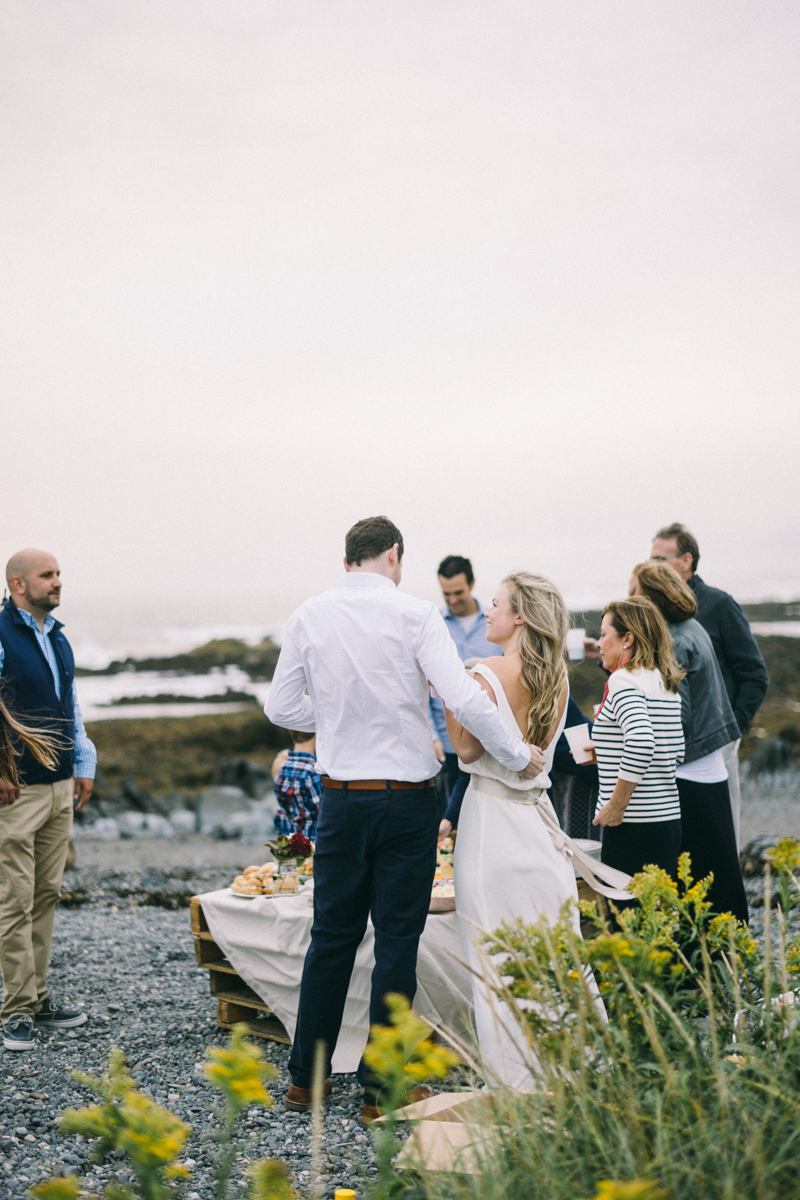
xmin=603 ymin=597 xmax=685 ymax=693
xmin=503 ymin=572 xmax=568 ymax=747
xmin=0 ymin=685 xmax=61 ymax=788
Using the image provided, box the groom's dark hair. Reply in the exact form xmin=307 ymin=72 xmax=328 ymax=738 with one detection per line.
xmin=345 ymin=516 xmax=404 ymax=566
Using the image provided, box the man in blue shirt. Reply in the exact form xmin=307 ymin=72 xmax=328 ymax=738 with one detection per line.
xmin=0 ymin=549 xmax=95 ymax=1051
xmin=429 ymin=556 xmax=499 ymax=835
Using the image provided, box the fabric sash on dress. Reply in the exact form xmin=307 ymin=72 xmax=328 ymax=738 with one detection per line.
xmin=468 ymin=775 xmax=634 ymax=902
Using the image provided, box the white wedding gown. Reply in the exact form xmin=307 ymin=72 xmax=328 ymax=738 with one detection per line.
xmin=454 ymin=663 xmax=605 ymax=1090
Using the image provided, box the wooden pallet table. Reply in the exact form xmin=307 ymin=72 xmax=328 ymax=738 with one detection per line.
xmin=190 ymin=895 xmax=292 ymax=1044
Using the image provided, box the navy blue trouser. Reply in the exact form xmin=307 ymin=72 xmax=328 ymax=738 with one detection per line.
xmin=288 ymin=784 xmax=441 ymax=1099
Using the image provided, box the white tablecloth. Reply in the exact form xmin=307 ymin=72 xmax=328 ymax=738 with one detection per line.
xmin=197 ymin=884 xmax=474 ymax=1074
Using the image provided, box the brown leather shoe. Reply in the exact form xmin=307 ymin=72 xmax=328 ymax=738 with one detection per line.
xmin=361 ymin=1086 xmax=432 ymax=1126
xmin=284 ymin=1078 xmax=332 ymax=1112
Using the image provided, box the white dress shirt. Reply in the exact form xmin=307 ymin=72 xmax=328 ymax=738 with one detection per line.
xmin=266 ymin=572 xmax=530 ymax=782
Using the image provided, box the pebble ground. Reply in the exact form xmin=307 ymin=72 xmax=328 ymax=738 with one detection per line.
xmin=0 ymin=871 xmax=379 ymax=1200
xmin=2 ymin=838 xmax=797 ymax=1200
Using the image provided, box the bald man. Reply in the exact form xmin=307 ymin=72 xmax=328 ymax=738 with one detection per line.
xmin=0 ymin=549 xmax=95 ymax=1051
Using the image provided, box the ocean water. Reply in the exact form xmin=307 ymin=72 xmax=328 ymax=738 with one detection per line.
xmin=52 ymin=592 xmax=798 ymax=723
xmin=57 ymin=590 xmax=800 ymax=673
xmin=54 ymin=593 xmax=298 ymax=669
xmin=75 ymin=665 xmax=271 ymax=722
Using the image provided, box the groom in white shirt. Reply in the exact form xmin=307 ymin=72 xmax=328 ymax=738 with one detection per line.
xmin=266 ymin=516 xmax=542 ymax=1122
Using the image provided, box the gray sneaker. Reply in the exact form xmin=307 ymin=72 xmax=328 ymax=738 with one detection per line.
xmin=3 ymin=1014 xmax=35 ymax=1052
xmin=34 ymin=997 xmax=87 ymax=1030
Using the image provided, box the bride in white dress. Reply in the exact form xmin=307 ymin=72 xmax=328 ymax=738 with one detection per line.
xmin=444 ymin=572 xmax=621 ymax=1090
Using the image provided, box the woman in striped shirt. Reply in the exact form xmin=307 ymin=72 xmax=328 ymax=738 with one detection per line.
xmin=590 ymin=597 xmax=685 ymax=880
xmin=630 ymin=562 xmax=748 ymax=923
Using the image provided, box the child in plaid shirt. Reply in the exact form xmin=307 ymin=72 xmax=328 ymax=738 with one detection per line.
xmin=274 ymin=730 xmax=321 ymax=840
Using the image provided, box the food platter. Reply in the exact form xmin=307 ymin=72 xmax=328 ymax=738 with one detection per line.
xmin=430 ymin=837 xmax=456 ymax=912
xmin=228 ymin=858 xmax=314 ymax=898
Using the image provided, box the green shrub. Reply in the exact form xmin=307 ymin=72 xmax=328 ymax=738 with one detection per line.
xmin=366 ymin=849 xmax=800 ymax=1200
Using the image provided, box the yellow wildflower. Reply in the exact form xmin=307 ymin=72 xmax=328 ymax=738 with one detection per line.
xmin=248 ymin=1158 xmax=298 ymax=1200
xmin=27 ymin=1179 xmax=82 ymax=1200
xmin=61 ymin=1090 xmax=190 ymax=1175
xmin=766 ymin=837 xmax=800 ymax=876
xmin=786 ymin=935 xmax=800 ymax=976
xmin=57 ymin=1047 xmax=190 ymax=1200
xmin=584 ymin=1180 xmax=667 ymax=1200
xmin=203 ymin=1022 xmax=278 ymax=1118
xmin=363 ymin=994 xmax=459 ymax=1099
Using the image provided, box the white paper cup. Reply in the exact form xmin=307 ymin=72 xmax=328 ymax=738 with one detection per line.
xmin=566 ymin=628 xmax=586 ymax=661
xmin=564 ymin=723 xmax=594 ymax=764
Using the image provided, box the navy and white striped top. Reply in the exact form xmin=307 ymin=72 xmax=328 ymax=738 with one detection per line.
xmin=593 ymin=667 xmax=684 ymax=824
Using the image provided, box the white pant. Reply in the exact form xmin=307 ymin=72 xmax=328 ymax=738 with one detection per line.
xmin=722 ymin=740 xmax=742 ymax=851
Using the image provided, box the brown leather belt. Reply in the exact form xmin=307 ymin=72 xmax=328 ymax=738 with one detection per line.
xmin=321 ymin=777 xmax=436 ymax=791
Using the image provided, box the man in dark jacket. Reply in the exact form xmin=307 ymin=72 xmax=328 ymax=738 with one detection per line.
xmin=0 ymin=549 xmax=95 ymax=1051
xmin=651 ymin=522 xmax=769 ymax=846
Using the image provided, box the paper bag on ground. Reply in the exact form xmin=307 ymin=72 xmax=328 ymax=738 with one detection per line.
xmin=375 ymin=1091 xmax=501 ymax=1175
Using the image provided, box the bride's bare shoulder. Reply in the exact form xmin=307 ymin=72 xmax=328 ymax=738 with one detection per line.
xmin=477 ymin=655 xmax=516 ymax=679
xmin=466 ymin=658 xmax=501 ymax=705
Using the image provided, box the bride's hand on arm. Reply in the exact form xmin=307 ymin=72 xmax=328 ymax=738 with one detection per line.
xmin=519 ymin=745 xmax=546 ymax=779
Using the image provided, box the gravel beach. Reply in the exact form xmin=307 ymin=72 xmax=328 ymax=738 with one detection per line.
xmin=0 ymin=881 xmax=379 ymax=1199
xmin=3 ymin=805 xmax=799 ymax=1200
xmin=740 ymin=772 xmax=800 ymax=843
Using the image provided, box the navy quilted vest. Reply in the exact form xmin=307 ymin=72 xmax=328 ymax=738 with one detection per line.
xmin=0 ymin=600 xmax=76 ymax=784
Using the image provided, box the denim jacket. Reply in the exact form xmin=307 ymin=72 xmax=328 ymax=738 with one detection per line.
xmin=669 ymin=617 xmax=740 ymax=763
xmin=689 ymin=574 xmax=768 ymax=731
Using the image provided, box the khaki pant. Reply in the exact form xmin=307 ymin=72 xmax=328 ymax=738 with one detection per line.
xmin=0 ymin=778 xmax=73 ymax=1023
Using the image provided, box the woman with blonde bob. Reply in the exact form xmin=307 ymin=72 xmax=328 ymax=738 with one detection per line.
xmin=444 ymin=572 xmax=617 ymax=1088
xmin=630 ymin=561 xmax=747 ymax=922
xmin=591 ymin=596 xmax=685 ymax=882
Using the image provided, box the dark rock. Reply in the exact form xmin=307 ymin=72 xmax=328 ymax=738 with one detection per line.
xmin=148 ymin=791 xmax=195 ymax=818
xmin=197 ymin=785 xmax=251 ymax=834
xmin=746 ymin=738 xmax=797 ymax=776
xmin=89 ymin=797 xmax=129 ymax=819
xmin=117 ymin=775 xmax=156 ymax=813
xmin=740 ymin=834 xmax=778 ymax=877
xmin=216 ymin=758 xmax=273 ymax=800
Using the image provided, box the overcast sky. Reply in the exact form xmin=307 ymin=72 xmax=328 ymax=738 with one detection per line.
xmin=2 ymin=0 xmax=799 ymax=638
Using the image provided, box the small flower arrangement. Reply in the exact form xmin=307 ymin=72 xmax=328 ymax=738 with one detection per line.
xmin=267 ymin=831 xmax=313 ymax=862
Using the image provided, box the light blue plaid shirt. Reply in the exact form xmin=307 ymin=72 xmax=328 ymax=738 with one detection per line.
xmin=0 ymin=608 xmax=97 ymax=779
